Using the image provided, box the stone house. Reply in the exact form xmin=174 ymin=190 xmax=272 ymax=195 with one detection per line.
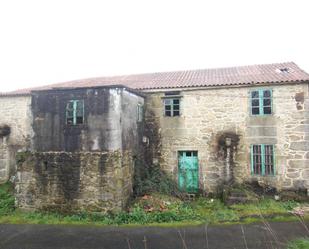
xmin=0 ymin=62 xmax=309 ymax=211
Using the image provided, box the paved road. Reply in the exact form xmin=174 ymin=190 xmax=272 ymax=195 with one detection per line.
xmin=0 ymin=221 xmax=308 ymax=249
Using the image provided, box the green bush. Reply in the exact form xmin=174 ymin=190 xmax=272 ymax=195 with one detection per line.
xmin=287 ymin=238 xmax=309 ymax=249
xmin=133 ymin=159 xmax=183 ymax=197
xmin=281 ymin=200 xmax=298 ymax=211
xmin=0 ymin=182 xmax=15 ymax=215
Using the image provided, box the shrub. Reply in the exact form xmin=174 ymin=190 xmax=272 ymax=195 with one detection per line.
xmin=0 ymin=182 xmax=15 ymax=215
xmin=287 ymin=238 xmax=309 ymax=249
xmin=133 ymin=159 xmax=183 ymax=198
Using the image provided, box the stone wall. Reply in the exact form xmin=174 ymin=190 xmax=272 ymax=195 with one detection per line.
xmin=144 ymin=83 xmax=309 ymax=192
xmin=0 ymin=95 xmax=32 ymax=183
xmin=15 ymin=150 xmax=134 ymax=212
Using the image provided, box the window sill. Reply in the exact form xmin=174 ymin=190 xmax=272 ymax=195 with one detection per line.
xmin=251 ymin=174 xmax=276 ymax=177
xmin=250 ymin=114 xmax=273 ymax=117
xmin=65 ymin=124 xmax=87 ymax=129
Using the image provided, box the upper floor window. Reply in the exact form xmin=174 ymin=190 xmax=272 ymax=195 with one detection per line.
xmin=164 ymin=98 xmax=180 ymax=117
xmin=251 ymin=144 xmax=275 ymax=176
xmin=66 ymin=100 xmax=84 ymax=125
xmin=251 ymin=89 xmax=272 ymax=115
xmin=137 ymin=103 xmax=143 ymax=122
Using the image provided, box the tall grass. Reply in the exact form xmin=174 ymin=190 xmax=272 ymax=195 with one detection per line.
xmin=0 ymin=182 xmax=15 ymax=215
xmin=287 ymin=238 xmax=309 ymax=249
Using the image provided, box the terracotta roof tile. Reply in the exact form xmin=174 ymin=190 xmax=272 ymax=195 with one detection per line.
xmin=4 ymin=62 xmax=309 ymax=95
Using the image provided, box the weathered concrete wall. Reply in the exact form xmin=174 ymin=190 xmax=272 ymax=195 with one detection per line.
xmin=32 ymin=87 xmax=121 ymax=152
xmin=15 ymin=151 xmax=134 ymax=212
xmin=121 ymin=90 xmax=144 ymax=153
xmin=32 ymin=87 xmax=144 ymax=153
xmin=144 ymin=83 xmax=309 ymax=192
xmin=15 ymin=87 xmax=144 ymax=212
xmin=0 ymin=96 xmax=32 ymax=183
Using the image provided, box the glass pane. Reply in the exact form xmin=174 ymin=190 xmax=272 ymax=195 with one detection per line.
xmin=76 ymin=117 xmax=83 ymax=124
xmin=252 ymin=145 xmax=262 ymax=175
xmin=66 ymin=101 xmax=74 ymax=111
xmin=264 ymin=107 xmax=271 ymax=114
xmin=173 ymin=99 xmax=180 ymax=104
xmin=253 ymin=145 xmax=261 ymax=154
xmin=264 ymin=145 xmax=274 ymax=175
xmin=263 ymin=98 xmax=271 ymax=106
xmin=173 ymin=111 xmax=180 ymax=116
xmin=263 ymin=90 xmax=271 ymax=97
xmin=192 ymin=151 xmax=197 ymax=157
xmin=165 ymin=105 xmax=171 ymax=110
xmin=165 ymin=110 xmax=171 ymax=116
xmin=251 ymin=91 xmax=259 ymax=98
xmin=186 ymin=152 xmax=191 ymax=157
xmin=252 ymin=107 xmax=260 ymax=115
xmin=66 ymin=110 xmax=74 ymax=118
xmin=173 ymin=104 xmax=180 ymax=110
xmin=252 ymin=99 xmax=259 ymax=106
xmin=76 ymin=108 xmax=83 ymax=117
xmin=164 ymin=99 xmax=171 ymax=105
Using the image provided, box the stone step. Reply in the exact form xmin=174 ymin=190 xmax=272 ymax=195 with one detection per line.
xmin=225 ymin=196 xmax=251 ymax=205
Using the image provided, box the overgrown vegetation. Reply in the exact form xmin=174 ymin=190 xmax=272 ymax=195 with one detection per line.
xmin=287 ymin=238 xmax=309 ymax=249
xmin=0 ymin=182 xmax=306 ymax=226
xmin=133 ymin=160 xmax=183 ymax=197
xmin=0 ymin=182 xmax=15 ymax=215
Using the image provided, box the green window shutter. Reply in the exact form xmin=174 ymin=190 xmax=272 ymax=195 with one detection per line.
xmin=73 ymin=100 xmax=77 ymax=125
xmin=250 ymin=144 xmax=275 ymax=176
xmin=137 ymin=104 xmax=143 ymax=122
xmin=75 ymin=100 xmax=84 ymax=124
xmin=250 ymin=89 xmax=272 ymax=116
xmin=262 ymin=90 xmax=272 ymax=115
xmin=66 ymin=101 xmax=74 ymax=125
xmin=164 ymin=98 xmax=180 ymax=117
xmin=66 ymin=100 xmax=84 ymax=125
xmin=250 ymin=145 xmax=254 ymax=175
xmin=261 ymin=144 xmax=266 ymax=175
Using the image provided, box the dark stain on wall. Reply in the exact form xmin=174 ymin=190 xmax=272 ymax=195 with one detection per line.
xmin=32 ymin=87 xmax=144 ymax=153
xmin=215 ymin=131 xmax=241 ymax=183
xmin=34 ymin=153 xmax=81 ymax=201
xmin=0 ymin=125 xmax=11 ymax=137
xmin=295 ymin=92 xmax=304 ymax=110
xmin=32 ymin=87 xmax=112 ymax=152
xmin=216 ymin=132 xmax=240 ymax=159
xmin=143 ymin=108 xmax=161 ymax=166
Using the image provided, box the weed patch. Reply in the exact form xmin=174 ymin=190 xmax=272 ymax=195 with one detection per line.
xmin=0 ymin=182 xmax=306 ymax=226
xmin=287 ymin=238 xmax=309 ymax=249
xmin=0 ymin=182 xmax=15 ymax=215
xmin=133 ymin=160 xmax=184 ymax=198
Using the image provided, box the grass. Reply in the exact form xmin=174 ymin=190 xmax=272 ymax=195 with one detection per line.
xmin=0 ymin=183 xmax=307 ymax=227
xmin=0 ymin=182 xmax=15 ymax=215
xmin=287 ymin=238 xmax=309 ymax=249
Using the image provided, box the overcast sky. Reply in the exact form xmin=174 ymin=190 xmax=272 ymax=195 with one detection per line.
xmin=0 ymin=0 xmax=308 ymax=92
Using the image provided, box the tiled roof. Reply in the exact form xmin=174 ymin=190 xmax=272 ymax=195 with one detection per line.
xmin=4 ymin=62 xmax=309 ymax=95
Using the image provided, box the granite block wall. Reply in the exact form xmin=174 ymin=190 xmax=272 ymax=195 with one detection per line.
xmin=144 ymin=83 xmax=309 ymax=192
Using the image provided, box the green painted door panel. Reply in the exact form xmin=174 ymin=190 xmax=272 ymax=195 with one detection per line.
xmin=178 ymin=152 xmax=199 ymax=193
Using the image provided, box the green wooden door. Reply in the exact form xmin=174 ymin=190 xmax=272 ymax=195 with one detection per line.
xmin=178 ymin=151 xmax=199 ymax=193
